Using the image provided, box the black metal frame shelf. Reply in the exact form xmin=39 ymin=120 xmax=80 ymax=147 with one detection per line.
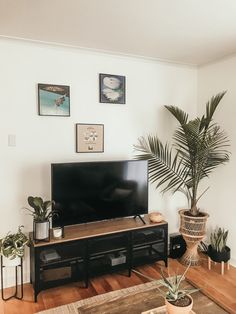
xmin=30 ymin=221 xmax=168 ymax=302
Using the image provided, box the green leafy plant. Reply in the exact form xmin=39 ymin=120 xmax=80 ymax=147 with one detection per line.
xmin=134 ymin=92 xmax=230 ymax=216
xmin=0 ymin=226 xmax=29 ymax=260
xmin=133 ymin=263 xmax=198 ymax=304
xmin=159 ymin=263 xmax=198 ymax=302
xmin=210 ymin=227 xmax=228 ymax=253
xmin=24 ymin=196 xmax=57 ymax=222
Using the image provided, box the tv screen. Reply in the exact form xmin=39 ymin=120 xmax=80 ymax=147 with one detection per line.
xmin=51 ymin=160 xmax=148 ymax=227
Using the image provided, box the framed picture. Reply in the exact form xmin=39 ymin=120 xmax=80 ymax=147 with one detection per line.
xmin=76 ymin=123 xmax=104 ymax=153
xmin=38 ymin=83 xmax=70 ymax=116
xmin=99 ymin=73 xmax=126 ymax=104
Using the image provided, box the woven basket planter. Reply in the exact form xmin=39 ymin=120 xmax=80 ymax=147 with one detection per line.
xmin=179 ymin=209 xmax=209 ymax=266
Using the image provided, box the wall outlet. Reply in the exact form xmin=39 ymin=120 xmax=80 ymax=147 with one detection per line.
xmin=8 ymin=134 xmax=16 ymax=147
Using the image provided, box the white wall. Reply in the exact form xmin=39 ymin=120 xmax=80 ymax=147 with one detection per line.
xmin=0 ymin=38 xmax=197 ymax=286
xmin=198 ymin=55 xmax=236 ymax=265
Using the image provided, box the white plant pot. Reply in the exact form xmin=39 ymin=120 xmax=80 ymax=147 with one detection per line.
xmin=2 ymin=255 xmax=21 ymax=267
xmin=34 ymin=220 xmax=49 ymax=240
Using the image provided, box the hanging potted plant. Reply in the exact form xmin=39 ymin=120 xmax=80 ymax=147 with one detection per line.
xmin=208 ymin=227 xmax=230 ymax=263
xmin=24 ymin=196 xmax=57 ymax=242
xmin=0 ymin=226 xmax=29 ymax=267
xmin=134 ymin=92 xmax=230 ymax=265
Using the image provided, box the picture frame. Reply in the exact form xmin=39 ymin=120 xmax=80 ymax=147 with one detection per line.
xmin=38 ymin=83 xmax=70 ymax=116
xmin=99 ymin=73 xmax=126 ymax=104
xmin=76 ymin=123 xmax=104 ymax=153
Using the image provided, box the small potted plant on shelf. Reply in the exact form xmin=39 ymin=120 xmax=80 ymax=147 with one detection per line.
xmin=24 ymin=196 xmax=57 ymax=242
xmin=0 ymin=226 xmax=29 ymax=267
xmin=159 ymin=263 xmax=198 ymax=314
xmin=208 ymin=227 xmax=230 ymax=263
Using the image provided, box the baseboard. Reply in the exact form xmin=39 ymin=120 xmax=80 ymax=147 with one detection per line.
xmin=230 ymin=257 xmax=236 ymax=267
xmin=0 ymin=268 xmax=30 ymax=289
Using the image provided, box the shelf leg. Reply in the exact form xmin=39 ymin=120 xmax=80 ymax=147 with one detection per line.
xmin=128 ymin=267 xmax=132 ymax=277
xmin=221 ymin=261 xmax=224 ymax=275
xmin=165 ymin=259 xmax=168 ymax=268
xmin=208 ymin=257 xmax=211 ymax=270
xmin=34 ymin=291 xmax=38 ymax=303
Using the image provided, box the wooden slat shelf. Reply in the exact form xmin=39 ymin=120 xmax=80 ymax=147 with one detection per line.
xmin=30 ymin=215 xmax=167 ymax=247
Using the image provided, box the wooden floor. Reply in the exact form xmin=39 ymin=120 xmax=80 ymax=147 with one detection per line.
xmin=0 ymin=256 xmax=236 ymax=314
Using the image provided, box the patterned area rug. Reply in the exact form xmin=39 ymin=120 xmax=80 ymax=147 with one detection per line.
xmin=37 ymin=280 xmax=227 ymax=314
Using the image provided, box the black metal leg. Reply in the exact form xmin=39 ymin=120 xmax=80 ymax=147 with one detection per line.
xmin=34 ymin=290 xmax=38 ymax=303
xmin=15 ymin=267 xmax=18 ymax=293
xmin=0 ymin=257 xmax=23 ymax=301
xmin=128 ymin=267 xmax=132 ymax=277
xmin=165 ymin=258 xmax=168 ymax=267
xmin=15 ymin=266 xmax=18 ymax=295
xmin=84 ymin=243 xmax=89 ymax=288
xmin=1 ymin=257 xmax=4 ymax=301
xmin=128 ymin=232 xmax=133 ymax=277
xmin=85 ymin=262 xmax=89 ymax=288
xmin=133 ymin=215 xmax=146 ymax=224
xmin=20 ymin=260 xmax=23 ymax=299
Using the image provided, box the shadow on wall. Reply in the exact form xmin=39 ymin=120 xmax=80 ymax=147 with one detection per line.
xmin=155 ymin=105 xmax=177 ymax=141
xmin=19 ymin=162 xmax=51 ymax=231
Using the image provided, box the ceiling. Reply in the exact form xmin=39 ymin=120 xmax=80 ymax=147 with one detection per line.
xmin=0 ymin=0 xmax=236 ymax=65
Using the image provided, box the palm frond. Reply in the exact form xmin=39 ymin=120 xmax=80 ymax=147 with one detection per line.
xmin=165 ymin=105 xmax=188 ymax=125
xmin=134 ymin=136 xmax=189 ymax=194
xmin=201 ymin=91 xmax=226 ymax=131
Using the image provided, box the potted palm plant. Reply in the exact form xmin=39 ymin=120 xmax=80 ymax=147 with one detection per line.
xmin=208 ymin=227 xmax=230 ymax=263
xmin=0 ymin=226 xmax=29 ymax=267
xmin=25 ymin=196 xmax=57 ymax=242
xmin=135 ymin=92 xmax=230 ymax=265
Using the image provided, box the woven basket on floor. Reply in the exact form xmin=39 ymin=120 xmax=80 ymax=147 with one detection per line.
xmin=179 ymin=209 xmax=209 ymax=266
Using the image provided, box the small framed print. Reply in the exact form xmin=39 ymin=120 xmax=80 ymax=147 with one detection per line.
xmin=76 ymin=123 xmax=104 ymax=153
xmin=38 ymin=83 xmax=70 ymax=116
xmin=99 ymin=73 xmax=126 ymax=104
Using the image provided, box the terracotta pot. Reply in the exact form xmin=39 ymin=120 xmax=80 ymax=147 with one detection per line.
xmin=165 ymin=295 xmax=193 ymax=314
xmin=179 ymin=209 xmax=209 ymax=266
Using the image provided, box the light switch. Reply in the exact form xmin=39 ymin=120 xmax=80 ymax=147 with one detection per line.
xmin=8 ymin=134 xmax=16 ymax=147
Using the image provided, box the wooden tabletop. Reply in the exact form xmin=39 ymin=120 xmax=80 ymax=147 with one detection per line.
xmin=30 ymin=215 xmax=167 ymax=247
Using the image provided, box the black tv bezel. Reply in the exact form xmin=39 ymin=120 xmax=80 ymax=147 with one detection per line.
xmin=51 ymin=159 xmax=149 ymax=227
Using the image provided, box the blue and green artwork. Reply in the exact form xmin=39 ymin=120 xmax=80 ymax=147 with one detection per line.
xmin=38 ymin=84 xmax=70 ymax=116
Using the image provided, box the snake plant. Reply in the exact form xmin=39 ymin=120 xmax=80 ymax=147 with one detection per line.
xmin=210 ymin=227 xmax=228 ymax=252
xmin=134 ymin=92 xmax=230 ymax=216
xmin=0 ymin=226 xmax=29 ymax=260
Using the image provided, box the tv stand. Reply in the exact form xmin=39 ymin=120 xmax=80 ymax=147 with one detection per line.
xmin=133 ymin=215 xmax=146 ymax=224
xmin=30 ymin=215 xmax=168 ymax=302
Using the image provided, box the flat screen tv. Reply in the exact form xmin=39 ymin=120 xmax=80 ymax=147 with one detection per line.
xmin=51 ymin=160 xmax=148 ymax=227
